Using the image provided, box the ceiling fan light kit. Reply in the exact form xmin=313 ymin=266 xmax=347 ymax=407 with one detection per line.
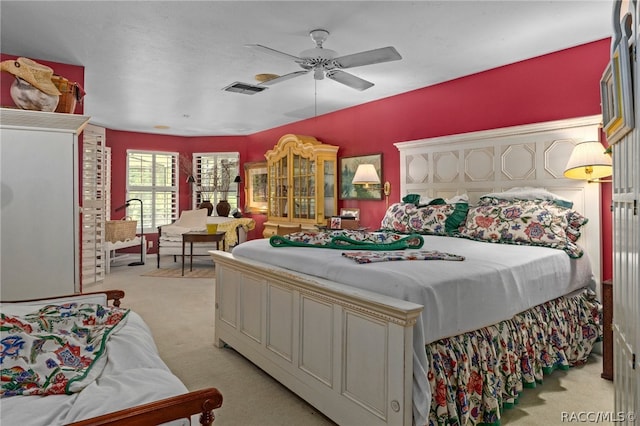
xmin=244 ymin=28 xmax=402 ymax=91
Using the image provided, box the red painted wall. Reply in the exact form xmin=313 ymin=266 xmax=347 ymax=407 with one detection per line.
xmin=1 ymin=39 xmax=613 ymax=280
xmin=243 ymin=39 xmax=612 ymax=282
xmin=107 ymin=130 xmax=250 ymax=248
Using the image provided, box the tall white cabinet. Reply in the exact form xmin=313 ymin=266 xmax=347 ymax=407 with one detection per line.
xmin=0 ymin=108 xmax=90 ymax=300
xmin=608 ymin=1 xmax=640 ymax=417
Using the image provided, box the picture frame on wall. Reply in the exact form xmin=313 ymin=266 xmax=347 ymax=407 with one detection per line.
xmin=244 ymin=161 xmax=268 ymax=214
xmin=601 ymin=40 xmax=634 ymax=145
xmin=339 ymin=153 xmax=383 ymax=200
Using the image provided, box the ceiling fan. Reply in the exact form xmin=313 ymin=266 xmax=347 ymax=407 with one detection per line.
xmin=246 ymin=29 xmax=402 ymax=91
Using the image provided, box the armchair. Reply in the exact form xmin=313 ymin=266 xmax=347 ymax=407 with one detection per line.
xmin=157 ymin=209 xmax=253 ymax=268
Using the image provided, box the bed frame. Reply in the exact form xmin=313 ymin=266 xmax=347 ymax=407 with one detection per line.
xmin=2 ymin=290 xmax=223 ymax=426
xmin=210 ymin=115 xmax=603 ymax=426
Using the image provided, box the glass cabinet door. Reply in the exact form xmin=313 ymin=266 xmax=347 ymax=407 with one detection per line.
xmin=323 ymin=158 xmax=336 ymax=218
xmin=268 ymin=156 xmax=288 ymax=218
xmin=291 ymin=153 xmax=315 ymax=220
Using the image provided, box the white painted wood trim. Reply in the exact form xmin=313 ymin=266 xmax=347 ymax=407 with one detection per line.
xmin=212 ymin=251 xmax=420 ymax=426
xmin=395 ymin=115 xmax=604 ymax=286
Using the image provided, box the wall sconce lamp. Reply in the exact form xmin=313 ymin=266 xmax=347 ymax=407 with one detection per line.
xmin=352 ymin=164 xmax=381 ymax=187
xmin=563 ymin=141 xmax=612 ymax=183
xmin=352 ymin=164 xmax=391 ymax=206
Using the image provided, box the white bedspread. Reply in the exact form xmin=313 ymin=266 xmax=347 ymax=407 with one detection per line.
xmin=232 ymin=234 xmax=595 ymax=426
xmin=233 ymin=235 xmax=595 ymax=343
xmin=1 ymin=308 xmax=189 ymax=426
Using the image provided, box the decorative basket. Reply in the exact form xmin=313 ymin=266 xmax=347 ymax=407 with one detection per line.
xmin=105 ymin=219 xmax=138 ymax=243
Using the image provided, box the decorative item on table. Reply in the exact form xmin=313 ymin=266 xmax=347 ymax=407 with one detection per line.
xmin=231 ymin=208 xmax=243 ymax=218
xmin=1 ymin=57 xmax=61 ymax=111
xmin=337 ymin=208 xmax=361 ymax=230
xmin=51 ymin=74 xmax=85 ymax=114
xmin=198 ymin=200 xmax=214 ymax=216
xmin=206 ymin=223 xmax=218 ymax=234
xmin=339 ymin=208 xmax=360 ymax=220
xmin=216 ymin=199 xmax=231 ymax=217
xmin=330 ymin=216 xmax=342 ymax=229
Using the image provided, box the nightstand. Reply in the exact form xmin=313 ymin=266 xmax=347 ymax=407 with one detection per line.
xmin=601 ymin=279 xmax=613 ymax=381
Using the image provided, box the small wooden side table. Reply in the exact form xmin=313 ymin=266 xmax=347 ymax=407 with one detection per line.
xmin=601 ymin=279 xmax=613 ymax=380
xmin=181 ymin=231 xmax=225 ymax=276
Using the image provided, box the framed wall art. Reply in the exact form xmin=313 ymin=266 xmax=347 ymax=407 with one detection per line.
xmin=601 ymin=40 xmax=634 ymax=145
xmin=244 ymin=161 xmax=268 ymax=214
xmin=339 ymin=153 xmax=383 ymax=200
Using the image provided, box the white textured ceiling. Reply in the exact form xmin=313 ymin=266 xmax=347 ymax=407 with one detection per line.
xmin=1 ymin=1 xmax=612 ymax=136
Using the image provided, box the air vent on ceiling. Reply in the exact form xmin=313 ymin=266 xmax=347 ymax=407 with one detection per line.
xmin=222 ymin=82 xmax=267 ymax=95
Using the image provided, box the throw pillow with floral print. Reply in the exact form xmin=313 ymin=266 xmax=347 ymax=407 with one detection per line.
xmin=380 ymin=202 xmax=468 ymax=235
xmin=458 ymin=199 xmax=584 ymax=258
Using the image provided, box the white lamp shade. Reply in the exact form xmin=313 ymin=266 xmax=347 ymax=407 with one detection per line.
xmin=352 ymin=164 xmax=381 ymax=185
xmin=563 ymin=141 xmax=612 ymax=180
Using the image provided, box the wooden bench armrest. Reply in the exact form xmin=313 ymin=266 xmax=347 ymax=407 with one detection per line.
xmin=1 ymin=290 xmax=126 ymax=308
xmin=66 ymin=387 xmax=223 ymax=426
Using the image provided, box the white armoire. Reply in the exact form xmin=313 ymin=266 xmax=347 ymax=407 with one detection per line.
xmin=608 ymin=1 xmax=640 ymax=418
xmin=0 ymin=108 xmax=90 ymax=300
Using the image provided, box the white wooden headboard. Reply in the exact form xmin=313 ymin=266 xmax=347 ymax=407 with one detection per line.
xmin=395 ymin=115 xmax=603 ymax=285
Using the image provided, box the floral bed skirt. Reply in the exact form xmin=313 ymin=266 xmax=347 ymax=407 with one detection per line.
xmin=425 ymin=289 xmax=601 ymax=426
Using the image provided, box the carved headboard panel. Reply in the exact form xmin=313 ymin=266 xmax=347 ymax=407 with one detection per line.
xmin=395 ymin=115 xmax=603 ymax=284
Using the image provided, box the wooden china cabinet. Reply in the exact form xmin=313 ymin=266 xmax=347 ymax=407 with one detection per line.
xmin=262 ymin=134 xmax=339 ymax=237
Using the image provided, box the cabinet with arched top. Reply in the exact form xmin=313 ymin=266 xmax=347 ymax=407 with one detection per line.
xmin=263 ymin=134 xmax=338 ymax=238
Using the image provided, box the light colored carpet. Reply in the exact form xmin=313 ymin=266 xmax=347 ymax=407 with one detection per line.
xmin=142 ymin=266 xmax=215 ymax=278
xmin=86 ymin=255 xmax=614 ymax=426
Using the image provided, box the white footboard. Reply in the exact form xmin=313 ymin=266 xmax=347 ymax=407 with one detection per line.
xmin=210 ymin=251 xmax=423 ymax=426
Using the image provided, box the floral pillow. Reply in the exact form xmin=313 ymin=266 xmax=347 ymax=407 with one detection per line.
xmin=380 ymin=202 xmax=469 ymax=236
xmin=565 ymin=209 xmax=589 ymax=243
xmin=458 ymin=199 xmax=585 ymax=258
xmin=477 ymin=195 xmax=588 ymax=243
xmin=479 ymin=187 xmax=574 ymax=208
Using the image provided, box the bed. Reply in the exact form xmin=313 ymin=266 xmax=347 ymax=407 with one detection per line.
xmin=209 ymin=115 xmax=603 ymax=426
xmin=1 ymin=290 xmax=223 ymax=425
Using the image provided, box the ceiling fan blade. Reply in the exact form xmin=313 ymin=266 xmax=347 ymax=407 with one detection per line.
xmin=325 ymin=70 xmax=374 ymax=91
xmin=260 ymin=70 xmax=310 ymax=86
xmin=245 ymin=44 xmax=304 ymax=63
xmin=333 ymin=46 xmax=402 ymax=69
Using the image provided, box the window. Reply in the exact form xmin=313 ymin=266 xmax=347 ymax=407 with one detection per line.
xmin=126 ymin=150 xmax=178 ymax=231
xmin=193 ymin=152 xmax=240 ymax=211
